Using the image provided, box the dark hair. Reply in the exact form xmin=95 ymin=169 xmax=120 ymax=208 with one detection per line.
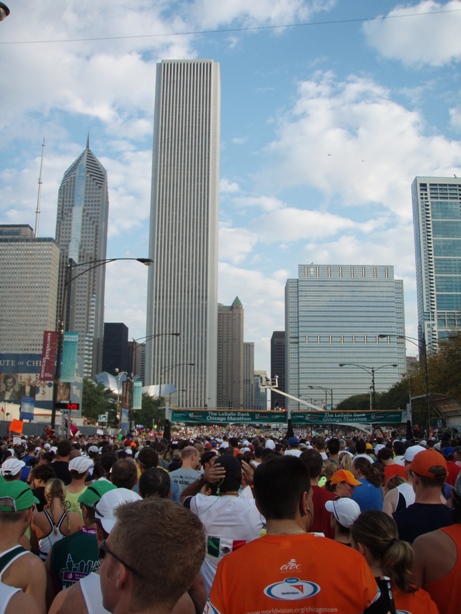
xmin=200 ymin=451 xmax=217 ymax=468
xmin=110 ymin=460 xmax=137 ymax=490
xmin=299 ymin=449 xmax=323 ymax=479
xmin=353 ymin=457 xmax=382 ymax=488
xmin=139 ymin=468 xmax=171 ymax=499
xmin=30 ymin=463 xmax=56 ymax=483
xmin=254 ymin=456 xmax=310 ymax=520
xmin=57 ymin=440 xmax=72 ymax=458
xmin=377 ymin=447 xmax=393 ymax=462
xmin=355 ymin=440 xmax=366 ymax=454
xmin=327 ymin=438 xmax=340 ymax=455
xmin=137 ymin=447 xmax=158 ymax=469
xmin=213 ymin=456 xmax=242 ymax=494
xmin=393 ymin=440 xmax=405 ymax=456
xmin=351 ymin=510 xmax=414 ymax=594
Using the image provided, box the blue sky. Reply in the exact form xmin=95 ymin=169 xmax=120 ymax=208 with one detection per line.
xmin=1 ymin=0 xmax=461 ymax=374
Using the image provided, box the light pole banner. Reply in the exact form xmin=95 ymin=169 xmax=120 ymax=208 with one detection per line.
xmin=20 ymin=396 xmax=35 ymax=421
xmin=132 ymin=381 xmax=142 ymax=410
xmin=40 ymin=331 xmax=58 ymax=381
xmin=61 ymin=332 xmax=79 ymax=382
xmin=121 ymin=408 xmax=129 ymax=430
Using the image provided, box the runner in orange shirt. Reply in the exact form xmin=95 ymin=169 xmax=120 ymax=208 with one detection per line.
xmin=206 ymin=456 xmax=384 ymax=614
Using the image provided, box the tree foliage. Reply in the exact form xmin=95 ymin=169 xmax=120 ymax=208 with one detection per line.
xmin=336 ymin=332 xmax=461 ymax=421
xmin=82 ymin=378 xmax=115 ymax=424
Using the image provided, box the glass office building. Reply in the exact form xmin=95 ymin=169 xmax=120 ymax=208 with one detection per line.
xmin=285 ymin=264 xmax=405 ymax=409
xmin=412 ymin=177 xmax=461 ymax=348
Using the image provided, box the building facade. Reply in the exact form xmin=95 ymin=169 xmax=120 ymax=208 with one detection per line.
xmin=145 ymin=60 xmax=220 ymax=408
xmin=102 ymin=323 xmax=129 ymax=376
xmin=285 ymin=264 xmax=405 ymax=410
xmin=55 ymin=139 xmax=109 ymax=378
xmin=270 ymin=331 xmax=286 ymax=409
xmin=0 ymin=225 xmax=60 ymax=354
xmin=254 ymin=370 xmax=268 ymax=410
xmin=217 ymin=297 xmax=244 ymax=409
xmin=243 ymin=342 xmax=255 ymax=410
xmin=413 ymin=177 xmax=461 ymax=348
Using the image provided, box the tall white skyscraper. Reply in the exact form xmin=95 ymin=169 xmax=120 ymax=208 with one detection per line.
xmin=146 ymin=60 xmax=220 ymax=408
xmin=55 ymin=140 xmax=109 ymax=378
xmin=413 ymin=177 xmax=461 ymax=348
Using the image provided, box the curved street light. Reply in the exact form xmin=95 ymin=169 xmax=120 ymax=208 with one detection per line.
xmin=130 ymin=332 xmax=180 ymax=377
xmin=339 ymin=362 xmax=398 ymax=410
xmin=379 ymin=333 xmax=431 ymax=436
xmin=51 ymin=257 xmax=152 ymax=429
xmin=308 ymin=385 xmax=333 ymax=409
xmin=0 ymin=3 xmax=10 ymax=21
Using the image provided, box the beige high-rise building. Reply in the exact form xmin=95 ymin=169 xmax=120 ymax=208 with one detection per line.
xmin=217 ymin=297 xmax=243 ymax=409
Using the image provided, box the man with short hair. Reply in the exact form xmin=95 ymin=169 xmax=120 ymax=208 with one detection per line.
xmin=110 ymin=459 xmax=138 ymax=490
xmin=99 ymin=498 xmax=206 ymax=614
xmin=284 ymin=437 xmax=301 ymax=457
xmin=52 ymin=440 xmax=72 ymax=485
xmin=206 ymin=456 xmax=381 ymax=613
xmin=0 ymin=481 xmax=46 ymax=612
xmin=393 ymin=449 xmax=453 ymax=543
xmin=169 ymin=446 xmax=201 ymax=493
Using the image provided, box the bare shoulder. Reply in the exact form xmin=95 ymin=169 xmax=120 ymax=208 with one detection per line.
xmin=7 ymin=591 xmax=42 ymax=614
xmin=49 ymin=582 xmax=87 ymax=614
xmin=413 ymin=527 xmax=452 ymax=551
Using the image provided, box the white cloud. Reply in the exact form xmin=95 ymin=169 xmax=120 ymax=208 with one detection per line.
xmin=362 ymin=1 xmax=461 ymax=67
xmin=219 ymin=226 xmax=259 ymax=263
xmin=450 ymin=103 xmax=461 ymax=130
xmin=220 ymin=178 xmax=240 ymax=193
xmin=261 ymin=72 xmax=461 ymax=221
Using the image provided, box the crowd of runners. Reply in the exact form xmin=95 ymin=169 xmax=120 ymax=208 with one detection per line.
xmin=0 ymin=425 xmax=460 ymax=613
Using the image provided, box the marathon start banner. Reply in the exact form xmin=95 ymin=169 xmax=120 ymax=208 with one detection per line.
xmin=170 ymin=409 xmax=404 ymax=425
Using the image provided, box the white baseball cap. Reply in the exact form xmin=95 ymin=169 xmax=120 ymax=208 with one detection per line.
xmin=1 ymin=458 xmax=25 ymax=477
xmin=403 ymin=445 xmax=426 ymax=463
xmin=95 ymin=488 xmax=142 ymax=534
xmin=69 ymin=456 xmax=94 ymax=474
xmin=325 ymin=497 xmax=361 ymax=529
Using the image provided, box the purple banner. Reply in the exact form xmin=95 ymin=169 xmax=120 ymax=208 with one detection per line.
xmin=40 ymin=331 xmax=58 ymax=381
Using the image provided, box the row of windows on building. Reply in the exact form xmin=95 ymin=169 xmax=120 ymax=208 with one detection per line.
xmin=289 ymin=335 xmax=399 ymax=344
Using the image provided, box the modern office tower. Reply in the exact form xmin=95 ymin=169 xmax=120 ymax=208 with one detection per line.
xmin=145 ymin=60 xmax=220 ymax=408
xmin=0 ymin=225 xmax=60 ymax=354
xmin=412 ymin=177 xmax=461 ymax=348
xmin=243 ymin=342 xmax=255 ymax=409
xmin=102 ymin=323 xmax=129 ymax=376
xmin=285 ymin=264 xmax=405 ymax=410
xmin=270 ymin=331 xmax=286 ymax=409
xmin=55 ymin=139 xmax=109 ymax=378
xmin=217 ymin=297 xmax=244 ymax=409
xmin=254 ymin=370 xmax=268 ymax=410
xmin=128 ymin=340 xmax=144 ymax=380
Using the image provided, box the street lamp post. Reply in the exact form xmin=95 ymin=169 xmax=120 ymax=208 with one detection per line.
xmin=130 ymin=332 xmax=180 ymax=377
xmin=159 ymin=363 xmax=194 ymax=440
xmin=338 ymin=363 xmax=398 ymax=410
xmin=51 ymin=257 xmax=152 ymax=430
xmin=0 ymin=3 xmax=10 ymax=21
xmin=378 ymin=333 xmax=431 ymax=437
xmin=308 ymin=385 xmax=333 ymax=409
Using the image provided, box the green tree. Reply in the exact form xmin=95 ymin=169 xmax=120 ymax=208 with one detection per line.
xmin=82 ymin=378 xmax=114 ymax=424
xmin=131 ymin=393 xmax=163 ymax=432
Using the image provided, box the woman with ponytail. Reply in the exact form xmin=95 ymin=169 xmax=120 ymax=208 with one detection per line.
xmin=351 ymin=456 xmax=383 ymax=511
xmin=31 ymin=478 xmax=82 ymax=561
xmin=351 ymin=510 xmax=439 ymax=613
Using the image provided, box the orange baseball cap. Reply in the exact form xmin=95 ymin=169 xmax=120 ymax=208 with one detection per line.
xmin=405 ymin=449 xmax=447 ymax=478
xmin=330 ymin=469 xmax=362 ymax=486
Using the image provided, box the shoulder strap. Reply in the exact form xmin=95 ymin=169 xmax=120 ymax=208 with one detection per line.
xmin=56 ymin=512 xmax=67 ymax=530
xmin=0 ymin=546 xmax=28 ymax=575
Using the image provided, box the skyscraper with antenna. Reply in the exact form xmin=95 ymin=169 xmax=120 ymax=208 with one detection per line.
xmin=55 ymin=137 xmax=109 ymax=377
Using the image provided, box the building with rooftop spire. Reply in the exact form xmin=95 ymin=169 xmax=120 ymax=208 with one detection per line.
xmin=217 ymin=297 xmax=244 ymax=409
xmin=55 ymin=138 xmax=109 ymax=377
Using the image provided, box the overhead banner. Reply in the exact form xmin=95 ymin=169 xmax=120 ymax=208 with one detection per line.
xmin=291 ymin=411 xmax=404 ymax=425
xmin=61 ymin=332 xmax=79 ymax=382
xmin=170 ymin=409 xmax=404 ymax=425
xmin=171 ymin=410 xmax=287 ymax=424
xmin=40 ymin=331 xmax=58 ymax=380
